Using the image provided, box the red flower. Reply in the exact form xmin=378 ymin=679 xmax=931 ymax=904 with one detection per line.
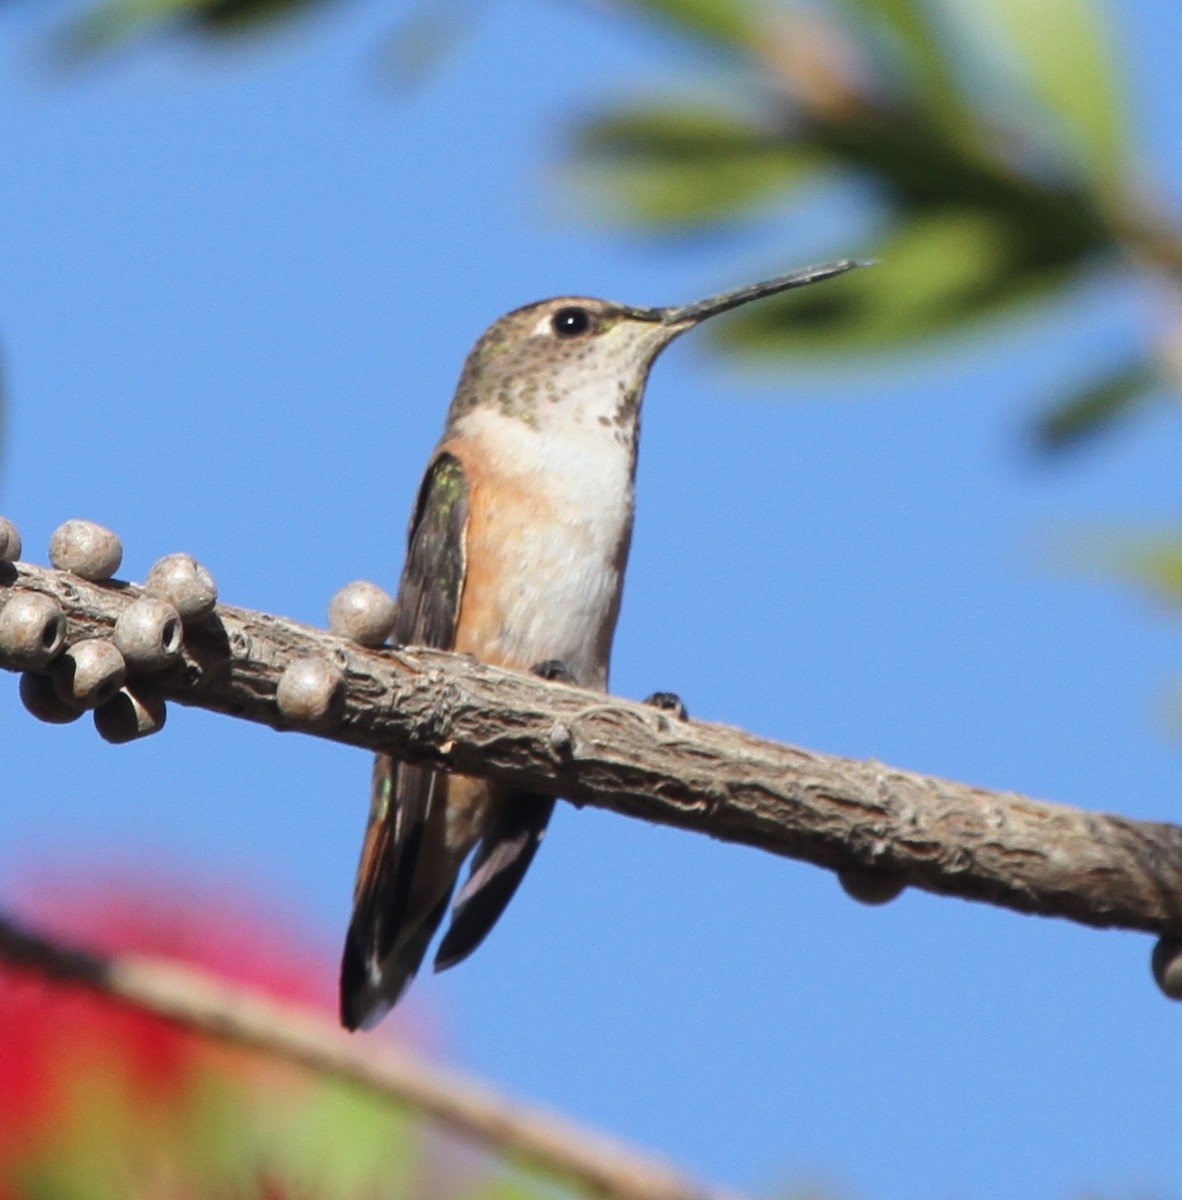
xmin=0 ymin=869 xmax=438 ymax=1199
xmin=0 ymin=874 xmax=332 ymax=1170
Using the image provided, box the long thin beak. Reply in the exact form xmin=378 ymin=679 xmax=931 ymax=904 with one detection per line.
xmin=634 ymin=258 xmax=871 ymax=327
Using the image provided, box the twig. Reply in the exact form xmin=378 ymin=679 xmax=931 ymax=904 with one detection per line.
xmin=0 ymin=911 xmax=738 ymax=1200
xmin=3 ymin=560 xmax=1182 ymax=936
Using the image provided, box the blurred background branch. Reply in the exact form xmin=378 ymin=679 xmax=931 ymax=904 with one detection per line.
xmin=0 ymin=908 xmax=731 ymax=1200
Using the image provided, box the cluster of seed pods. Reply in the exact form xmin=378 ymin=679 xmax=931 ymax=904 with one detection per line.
xmin=0 ymin=515 xmax=401 ymax=741
xmin=0 ymin=517 xmax=216 ymax=742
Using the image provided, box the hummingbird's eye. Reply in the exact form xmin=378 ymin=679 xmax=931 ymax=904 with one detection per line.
xmin=551 ymin=307 xmax=594 ymax=338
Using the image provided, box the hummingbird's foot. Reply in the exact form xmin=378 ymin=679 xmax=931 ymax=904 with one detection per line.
xmin=644 ymin=691 xmax=688 ymax=720
xmin=531 ymin=658 xmax=578 ymax=685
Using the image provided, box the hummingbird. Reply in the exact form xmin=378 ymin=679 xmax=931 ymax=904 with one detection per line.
xmin=340 ymin=258 xmax=865 ymax=1030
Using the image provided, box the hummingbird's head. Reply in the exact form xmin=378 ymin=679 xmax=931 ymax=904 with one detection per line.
xmin=446 ymin=258 xmax=869 ymax=439
xmin=447 ymin=295 xmax=679 ymax=438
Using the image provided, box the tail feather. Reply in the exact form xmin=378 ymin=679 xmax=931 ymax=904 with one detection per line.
xmin=340 ymin=755 xmax=444 ymax=1031
xmin=434 ymin=793 xmax=554 ymax=974
xmin=341 ymin=776 xmax=554 ymax=1029
xmin=340 ymin=888 xmax=453 ymax=1031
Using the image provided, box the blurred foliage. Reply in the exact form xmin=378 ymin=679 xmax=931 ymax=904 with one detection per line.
xmin=63 ymin=0 xmax=318 ymax=56
xmin=0 ymin=875 xmax=414 ymax=1198
xmin=0 ymin=873 xmax=561 ymax=1200
xmin=963 ymin=0 xmax=1128 ymax=184
xmin=53 ymin=0 xmax=1182 ymax=451
xmin=570 ymin=0 xmax=1150 ymax=381
xmin=1033 ymin=358 xmax=1161 ymax=451
xmin=612 ymin=0 xmax=765 ymax=48
xmin=565 ymin=0 xmax=1182 ymax=677
xmin=1121 ymin=540 xmax=1182 ymax=609
xmin=570 ymin=104 xmax=822 ymax=227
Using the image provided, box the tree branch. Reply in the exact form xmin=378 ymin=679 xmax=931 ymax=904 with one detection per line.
xmin=0 ymin=911 xmax=736 ymax=1200
xmin=4 ymin=559 xmax=1182 ymax=939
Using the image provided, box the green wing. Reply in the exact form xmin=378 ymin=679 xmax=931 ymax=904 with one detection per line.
xmin=340 ymin=452 xmax=469 ymax=1030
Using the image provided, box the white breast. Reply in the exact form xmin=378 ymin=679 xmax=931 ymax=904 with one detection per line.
xmin=452 ymin=404 xmax=636 ymax=689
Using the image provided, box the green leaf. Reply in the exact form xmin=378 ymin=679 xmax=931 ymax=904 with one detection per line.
xmin=712 ymin=206 xmax=1087 ymax=356
xmin=1127 ymin=542 xmax=1182 ymax=609
xmin=832 ymin=0 xmax=981 ymax=137
xmin=613 ymin=0 xmax=763 ymax=50
xmin=62 ymin=0 xmax=318 ymax=53
xmin=570 ymin=103 xmax=823 ymax=227
xmin=187 ymin=0 xmax=323 ymax=35
xmin=1033 ymin=358 xmax=1159 ymax=452
xmin=461 ymin=1172 xmax=569 ymax=1200
xmin=62 ymin=0 xmax=197 ymax=54
xmin=257 ymin=1074 xmax=421 ymax=1198
xmin=1058 ymin=531 xmax=1182 ymax=611
xmin=959 ymin=0 xmax=1129 ymax=182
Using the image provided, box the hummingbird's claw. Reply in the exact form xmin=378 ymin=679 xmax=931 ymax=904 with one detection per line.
xmin=644 ymin=691 xmax=688 ymax=721
xmin=531 ymin=658 xmax=578 ymax=684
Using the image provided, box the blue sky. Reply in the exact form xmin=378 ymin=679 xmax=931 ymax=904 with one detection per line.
xmin=2 ymin=3 xmax=1182 ymax=1199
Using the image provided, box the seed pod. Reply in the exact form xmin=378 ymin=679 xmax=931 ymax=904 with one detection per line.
xmin=19 ymin=671 xmax=83 ymax=724
xmin=50 ymin=638 xmax=127 ymax=708
xmin=1152 ymin=937 xmax=1182 ymax=1001
xmin=0 ymin=592 xmax=67 ymax=669
xmin=276 ymin=657 xmax=345 ymax=724
xmin=49 ymin=519 xmax=123 ymax=581
xmin=94 ymin=686 xmax=167 ymax=744
xmin=145 ymin=553 xmax=218 ymax=622
xmin=0 ymin=516 xmax=22 ymax=563
xmin=114 ymin=597 xmax=183 ymax=671
xmin=328 ymin=580 xmax=398 ymax=648
xmin=838 ymin=867 xmax=906 ymax=907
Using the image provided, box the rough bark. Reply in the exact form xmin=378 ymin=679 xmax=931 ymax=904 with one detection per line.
xmin=4 ymin=559 xmax=1182 ymax=936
